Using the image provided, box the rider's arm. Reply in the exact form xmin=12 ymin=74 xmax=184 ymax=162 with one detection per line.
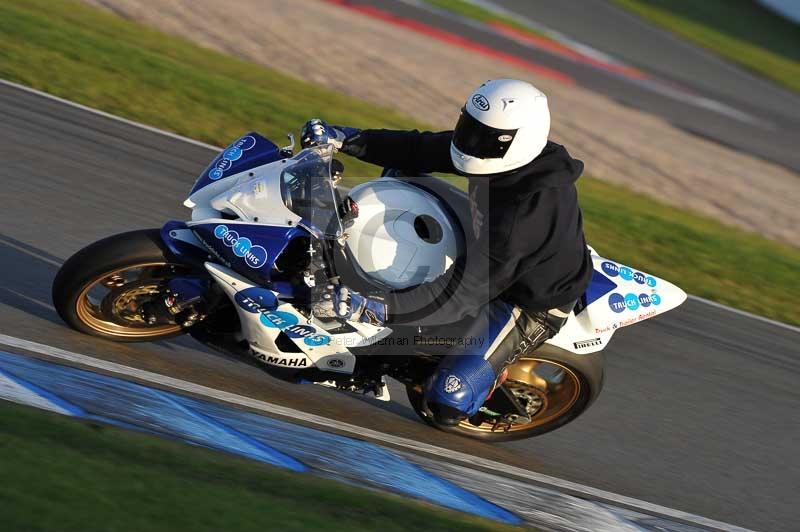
xmin=344 ymin=129 xmax=456 ymax=174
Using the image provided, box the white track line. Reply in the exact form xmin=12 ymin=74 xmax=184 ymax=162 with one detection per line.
xmin=0 ymin=79 xmax=220 ymax=152
xmin=0 ymin=333 xmax=750 ymax=531
xmin=3 ymin=78 xmax=795 ymax=333
xmin=688 ymin=295 xmax=799 ymax=333
xmin=0 ymin=236 xmax=63 ymax=268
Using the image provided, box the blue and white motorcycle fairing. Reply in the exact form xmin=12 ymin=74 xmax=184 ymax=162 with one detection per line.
xmin=167 ymin=132 xmax=685 ymax=378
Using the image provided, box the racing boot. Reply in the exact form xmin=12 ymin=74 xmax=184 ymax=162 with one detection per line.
xmin=424 ymin=354 xmax=498 ymax=425
xmin=422 ymin=300 xmax=574 ymax=426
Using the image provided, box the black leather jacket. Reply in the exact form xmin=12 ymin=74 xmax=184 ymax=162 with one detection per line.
xmin=347 ymin=129 xmax=592 ymax=325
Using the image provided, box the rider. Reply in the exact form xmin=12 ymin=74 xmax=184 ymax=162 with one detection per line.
xmin=302 ymin=79 xmax=592 ymax=425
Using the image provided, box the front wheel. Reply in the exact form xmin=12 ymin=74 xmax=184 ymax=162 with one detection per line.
xmin=53 ymin=229 xmax=193 ymax=342
xmin=407 ymin=347 xmax=604 ymax=442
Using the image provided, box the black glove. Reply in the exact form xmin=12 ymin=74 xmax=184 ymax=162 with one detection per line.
xmin=311 ymin=284 xmax=387 ymax=326
xmin=300 ymin=119 xmax=365 ymax=156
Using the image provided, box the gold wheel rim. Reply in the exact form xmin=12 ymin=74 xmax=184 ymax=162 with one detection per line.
xmin=75 ymin=262 xmax=185 ymax=338
xmin=457 ymin=358 xmax=583 ymax=434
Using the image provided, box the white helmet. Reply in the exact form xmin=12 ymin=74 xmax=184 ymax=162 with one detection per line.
xmin=450 ymin=79 xmax=550 ymax=175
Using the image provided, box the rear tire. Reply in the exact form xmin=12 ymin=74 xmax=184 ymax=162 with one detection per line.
xmin=407 ymin=345 xmax=604 ymax=442
xmin=52 ymin=229 xmax=192 ymax=342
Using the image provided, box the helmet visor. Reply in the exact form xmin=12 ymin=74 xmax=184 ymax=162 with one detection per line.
xmin=452 ymin=108 xmax=518 ymax=159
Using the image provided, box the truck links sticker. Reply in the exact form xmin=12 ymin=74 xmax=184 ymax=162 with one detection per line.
xmin=234 ymin=287 xmax=331 ymax=347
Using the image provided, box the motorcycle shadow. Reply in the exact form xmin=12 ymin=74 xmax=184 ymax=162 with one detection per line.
xmin=329 ymin=378 xmax=420 ymax=423
xmin=0 ymin=233 xmax=65 ymax=327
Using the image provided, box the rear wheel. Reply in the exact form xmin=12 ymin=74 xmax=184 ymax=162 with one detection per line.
xmin=407 ymin=348 xmax=604 ymax=442
xmin=53 ymin=229 xmax=193 ymax=342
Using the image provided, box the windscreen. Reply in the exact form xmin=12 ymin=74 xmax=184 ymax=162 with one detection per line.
xmin=280 ymin=145 xmax=343 ymax=238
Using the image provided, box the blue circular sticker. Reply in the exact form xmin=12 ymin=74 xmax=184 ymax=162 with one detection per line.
xmin=633 ymin=272 xmax=646 ymax=284
xmin=234 ymin=287 xmax=278 ymax=313
xmin=245 ymin=245 xmax=268 ymax=268
xmin=223 ymin=146 xmax=243 ymax=161
xmin=232 ymin=236 xmax=252 ymax=257
xmin=638 ymin=293 xmax=651 ymax=307
xmin=213 ymin=225 xmax=228 ymax=238
xmin=619 ymin=266 xmax=634 ymax=281
xmin=208 ymin=158 xmax=232 ymax=180
xmin=304 ymin=334 xmax=331 ymax=347
xmin=601 ymin=261 xmax=619 ymax=277
xmin=283 ymin=324 xmax=317 ymax=339
xmin=625 ymin=293 xmax=639 ymax=311
xmin=235 ymin=135 xmax=256 ymax=150
xmin=260 ymin=310 xmax=298 ymax=329
xmin=608 ymin=293 xmax=626 ymax=313
xmin=651 ymin=294 xmax=662 ymax=306
xmin=645 ymin=276 xmax=657 ymax=288
xmin=222 ymin=230 xmax=238 ymax=247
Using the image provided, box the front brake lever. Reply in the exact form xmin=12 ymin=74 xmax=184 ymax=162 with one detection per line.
xmin=280 ymin=133 xmax=295 ymax=157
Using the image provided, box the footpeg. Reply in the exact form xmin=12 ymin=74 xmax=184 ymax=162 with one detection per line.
xmin=372 ymin=376 xmax=391 ymax=402
xmin=361 ymin=376 xmax=391 ymax=401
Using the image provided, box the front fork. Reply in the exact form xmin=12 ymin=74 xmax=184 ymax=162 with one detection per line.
xmin=142 ymin=220 xmax=225 ymax=328
xmin=140 ymin=277 xmax=214 ymax=328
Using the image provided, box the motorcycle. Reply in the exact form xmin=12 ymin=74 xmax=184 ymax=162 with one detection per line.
xmin=53 ymin=130 xmax=687 ymax=442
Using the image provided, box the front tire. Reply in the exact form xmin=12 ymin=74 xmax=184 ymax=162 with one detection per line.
xmin=407 ymin=345 xmax=604 ymax=442
xmin=53 ymin=229 xmax=192 ymax=342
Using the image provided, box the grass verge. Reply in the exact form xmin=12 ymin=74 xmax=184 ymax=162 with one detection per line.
xmin=0 ymin=0 xmax=798 ymax=325
xmin=612 ymin=0 xmax=800 ymax=94
xmin=0 ymin=401 xmax=516 ymax=532
xmin=0 ymin=0 xmax=424 ymax=181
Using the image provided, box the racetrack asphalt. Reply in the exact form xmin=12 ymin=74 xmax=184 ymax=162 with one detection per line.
xmin=490 ymin=0 xmax=800 ymax=120
xmin=1 ymin=82 xmax=798 ymax=531
xmin=369 ymin=0 xmax=800 ymax=173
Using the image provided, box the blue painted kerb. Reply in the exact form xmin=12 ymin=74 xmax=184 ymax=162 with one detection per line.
xmin=0 ymin=350 xmax=521 ymax=525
